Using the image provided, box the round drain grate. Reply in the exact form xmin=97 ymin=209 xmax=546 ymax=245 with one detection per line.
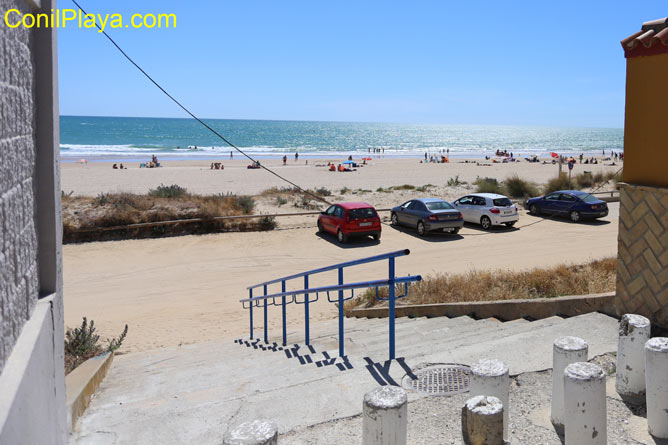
xmin=401 ymin=364 xmax=471 ymax=396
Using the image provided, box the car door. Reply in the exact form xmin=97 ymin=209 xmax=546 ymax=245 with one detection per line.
xmin=471 ymin=196 xmax=487 ymax=222
xmin=397 ymin=201 xmax=414 ymax=226
xmin=455 ymin=196 xmax=474 ymax=222
xmin=559 ymin=193 xmax=577 ymax=215
xmin=332 ymin=205 xmax=345 ymax=231
xmin=411 ymin=201 xmax=428 ymax=225
xmin=322 ymin=205 xmax=336 ymax=232
xmin=542 ymin=193 xmax=561 ymax=215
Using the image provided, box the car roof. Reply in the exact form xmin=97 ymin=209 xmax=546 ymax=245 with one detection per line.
xmin=338 ymin=202 xmax=374 ymax=209
xmin=468 ymin=193 xmax=508 ymax=199
xmin=415 ymin=198 xmax=447 ymax=203
xmin=551 ymin=190 xmax=585 ymax=195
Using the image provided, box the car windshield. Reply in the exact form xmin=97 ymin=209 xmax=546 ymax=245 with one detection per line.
xmin=578 ymin=193 xmax=599 ymax=203
xmin=425 ymin=201 xmax=454 ymax=211
xmin=349 ymin=208 xmax=377 ymax=219
xmin=492 ymin=198 xmax=512 ymax=207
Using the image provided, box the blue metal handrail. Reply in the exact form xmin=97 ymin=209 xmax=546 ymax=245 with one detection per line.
xmin=239 ymin=249 xmax=421 ymax=360
xmin=247 ymin=249 xmax=411 ymax=290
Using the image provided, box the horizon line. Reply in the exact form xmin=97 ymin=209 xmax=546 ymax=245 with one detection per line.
xmin=59 ymin=115 xmax=624 ymax=131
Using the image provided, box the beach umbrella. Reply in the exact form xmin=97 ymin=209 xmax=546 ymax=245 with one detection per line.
xmin=362 ymin=157 xmax=372 ymax=161
xmin=342 ymin=160 xmax=355 ymax=164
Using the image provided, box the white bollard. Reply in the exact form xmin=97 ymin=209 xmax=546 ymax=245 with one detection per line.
xmin=564 ymin=362 xmax=606 ymax=445
xmin=223 ymin=419 xmax=278 ymax=445
xmin=363 ymin=386 xmax=408 ymax=445
xmin=645 ymin=337 xmax=668 ymax=439
xmin=615 ymin=314 xmax=651 ymax=404
xmin=461 ymin=395 xmax=504 ymax=445
xmin=551 ymin=336 xmax=588 ymax=434
xmin=469 ymin=359 xmax=509 ymax=442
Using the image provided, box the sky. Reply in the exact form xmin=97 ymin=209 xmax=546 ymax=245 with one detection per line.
xmin=57 ymin=0 xmax=668 ymax=127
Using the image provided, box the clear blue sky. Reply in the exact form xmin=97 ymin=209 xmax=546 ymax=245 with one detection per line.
xmin=58 ymin=1 xmax=666 ymax=127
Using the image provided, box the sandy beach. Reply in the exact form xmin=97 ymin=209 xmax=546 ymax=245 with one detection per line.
xmin=61 ymin=157 xmax=621 ymax=354
xmin=60 ymin=157 xmax=621 ymax=197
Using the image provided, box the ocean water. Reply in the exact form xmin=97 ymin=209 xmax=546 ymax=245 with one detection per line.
xmin=60 ymin=116 xmax=623 ymax=160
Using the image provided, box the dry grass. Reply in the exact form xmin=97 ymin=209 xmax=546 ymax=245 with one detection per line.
xmin=345 ymin=258 xmax=616 ymax=312
xmin=62 ymin=188 xmax=275 ymax=243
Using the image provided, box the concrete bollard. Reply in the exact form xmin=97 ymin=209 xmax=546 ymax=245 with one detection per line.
xmin=362 ymin=386 xmax=408 ymax=445
xmin=222 ymin=419 xmax=278 ymax=445
xmin=462 ymin=395 xmax=504 ymax=445
xmin=551 ymin=336 xmax=588 ymax=434
xmin=564 ymin=362 xmax=606 ymax=445
xmin=469 ymin=359 xmax=509 ymax=442
xmin=615 ymin=314 xmax=651 ymax=404
xmin=645 ymin=337 xmax=668 ymax=439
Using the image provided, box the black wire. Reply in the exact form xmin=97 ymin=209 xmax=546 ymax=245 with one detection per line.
xmin=70 ymin=0 xmax=331 ymax=206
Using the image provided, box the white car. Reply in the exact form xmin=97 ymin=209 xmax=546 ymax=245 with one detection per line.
xmin=452 ymin=193 xmax=519 ymax=229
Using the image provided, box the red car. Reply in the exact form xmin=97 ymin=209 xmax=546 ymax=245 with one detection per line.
xmin=317 ymin=202 xmax=381 ymax=243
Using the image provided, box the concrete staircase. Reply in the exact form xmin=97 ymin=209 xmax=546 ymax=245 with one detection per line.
xmin=71 ymin=312 xmax=619 ymax=444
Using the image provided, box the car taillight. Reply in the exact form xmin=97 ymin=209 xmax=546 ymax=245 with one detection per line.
xmin=428 ymin=215 xmax=438 ymax=221
xmin=457 ymin=212 xmax=462 ymax=219
xmin=490 ymin=208 xmax=500 ymax=214
xmin=590 ymin=205 xmax=597 ymax=210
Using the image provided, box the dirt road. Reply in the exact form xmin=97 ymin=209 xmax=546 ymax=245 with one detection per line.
xmin=63 ymin=205 xmax=619 ymax=353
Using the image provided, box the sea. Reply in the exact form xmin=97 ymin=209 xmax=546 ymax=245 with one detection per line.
xmin=60 ymin=116 xmax=623 ymax=162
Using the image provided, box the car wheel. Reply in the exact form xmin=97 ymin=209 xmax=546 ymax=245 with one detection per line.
xmin=337 ymin=229 xmax=347 ymax=243
xmin=505 ymin=221 xmax=516 ymax=227
xmin=372 ymin=232 xmax=381 ymax=241
xmin=450 ymin=228 xmax=460 ymax=234
xmin=530 ymin=204 xmax=540 ymax=215
xmin=317 ymin=221 xmax=324 ymax=234
xmin=391 ymin=213 xmax=399 ymax=226
xmin=480 ymin=216 xmax=492 ymax=230
xmin=417 ymin=221 xmax=426 ymax=236
xmin=570 ymin=211 xmax=581 ymax=223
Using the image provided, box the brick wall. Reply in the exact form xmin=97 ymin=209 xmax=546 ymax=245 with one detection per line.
xmin=615 ymin=183 xmax=668 ymax=328
xmin=0 ymin=0 xmax=40 ymax=371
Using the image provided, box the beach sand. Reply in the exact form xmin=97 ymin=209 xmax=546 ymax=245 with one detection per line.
xmin=61 ymin=158 xmax=622 ymax=354
xmin=60 ymin=157 xmax=621 ymax=197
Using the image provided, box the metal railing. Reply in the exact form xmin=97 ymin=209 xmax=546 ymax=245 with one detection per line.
xmin=239 ymin=249 xmax=422 ymax=360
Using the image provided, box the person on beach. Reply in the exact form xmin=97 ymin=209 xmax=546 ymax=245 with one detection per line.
xmin=113 ymin=164 xmax=118 ymax=169
xmin=295 ymin=152 xmax=299 ymax=161
xmin=283 ymin=155 xmax=287 ymax=165
xmin=230 ymin=151 xmax=233 ymax=159
xmin=119 ymin=163 xmax=124 ymax=169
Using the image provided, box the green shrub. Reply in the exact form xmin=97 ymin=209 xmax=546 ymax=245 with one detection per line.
xmin=504 ymin=175 xmax=539 ymax=198
xmin=447 ymin=176 xmax=464 ymax=187
xmin=575 ymin=172 xmax=594 ymax=188
xmin=148 ymin=184 xmax=188 ymax=198
xmin=94 ymin=193 xmax=110 ymax=206
xmin=236 ymin=195 xmax=255 ymax=214
xmin=259 ymin=215 xmax=277 ymax=230
xmin=543 ymin=174 xmax=576 ymax=194
xmin=392 ymin=184 xmax=416 ymax=190
xmin=340 ymin=187 xmax=351 ymax=194
xmin=473 ymin=177 xmax=503 ymax=194
xmin=416 ymin=184 xmax=435 ymax=192
xmin=275 ymin=196 xmax=288 ymax=206
xmin=65 ymin=317 xmax=128 ymax=374
xmin=315 ymin=187 xmax=332 ymax=197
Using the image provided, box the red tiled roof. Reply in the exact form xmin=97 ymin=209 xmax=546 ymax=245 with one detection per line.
xmin=621 ymin=17 xmax=668 ymax=58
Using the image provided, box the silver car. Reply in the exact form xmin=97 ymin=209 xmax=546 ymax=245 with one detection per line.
xmin=452 ymin=193 xmax=519 ymax=230
xmin=391 ymin=198 xmax=464 ymax=236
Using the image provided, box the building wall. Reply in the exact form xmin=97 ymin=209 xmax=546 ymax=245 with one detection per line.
xmin=0 ymin=0 xmax=66 ymax=442
xmin=0 ymin=0 xmax=40 ymax=374
xmin=622 ymin=51 xmax=668 ymax=188
xmin=615 ymin=184 xmax=668 ymax=328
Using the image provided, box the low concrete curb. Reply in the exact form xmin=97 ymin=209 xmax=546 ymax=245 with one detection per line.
xmin=66 ymin=352 xmax=114 ymax=432
xmin=347 ymin=292 xmax=616 ymax=321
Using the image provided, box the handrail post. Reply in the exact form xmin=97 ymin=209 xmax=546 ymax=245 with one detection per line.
xmin=338 ymin=267 xmax=344 ymax=357
xmin=304 ymin=275 xmax=310 ymax=346
xmin=263 ymin=284 xmax=268 ymax=344
xmin=249 ymin=288 xmax=254 ymax=339
xmin=388 ymin=256 xmax=396 ymax=361
xmin=281 ymin=280 xmax=287 ymax=346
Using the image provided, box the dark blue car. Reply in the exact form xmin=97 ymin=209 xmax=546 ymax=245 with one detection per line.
xmin=526 ymin=190 xmax=608 ymax=222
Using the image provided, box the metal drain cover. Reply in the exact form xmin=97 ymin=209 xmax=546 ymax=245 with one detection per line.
xmin=402 ymin=364 xmax=471 ymax=396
